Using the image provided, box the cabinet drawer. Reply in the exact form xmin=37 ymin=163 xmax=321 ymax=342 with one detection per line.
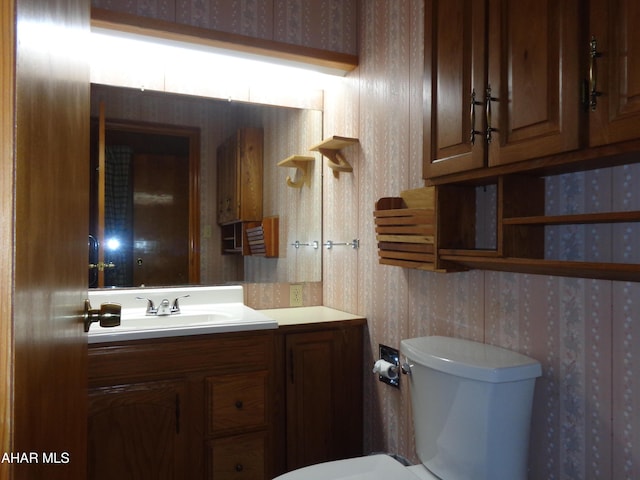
xmin=207 ymin=432 xmax=266 ymax=479
xmin=206 ymin=371 xmax=267 ymax=434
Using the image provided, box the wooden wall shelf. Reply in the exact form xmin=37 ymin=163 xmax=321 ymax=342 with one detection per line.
xmin=374 ymin=187 xmax=439 ymax=271
xmin=311 ymin=136 xmax=358 ymax=175
xmin=440 ymin=255 xmax=640 ymax=283
xmin=277 ymin=155 xmax=315 ymax=188
xmin=435 ymin=175 xmax=640 ymax=282
xmin=502 ymin=211 xmax=640 ymax=226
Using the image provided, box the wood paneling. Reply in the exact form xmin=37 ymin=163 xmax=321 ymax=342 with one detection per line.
xmin=0 ymin=1 xmax=16 ymax=478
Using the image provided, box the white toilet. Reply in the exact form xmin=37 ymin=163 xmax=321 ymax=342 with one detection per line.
xmin=274 ymin=335 xmax=542 ymax=480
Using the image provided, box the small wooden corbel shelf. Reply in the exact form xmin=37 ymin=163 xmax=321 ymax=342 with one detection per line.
xmin=311 ymin=136 xmax=359 ymax=176
xmin=277 ymin=155 xmax=315 ymax=188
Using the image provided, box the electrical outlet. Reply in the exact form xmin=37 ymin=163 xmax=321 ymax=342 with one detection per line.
xmin=289 ymin=284 xmax=303 ymax=307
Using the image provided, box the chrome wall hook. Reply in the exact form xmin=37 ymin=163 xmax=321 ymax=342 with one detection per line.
xmin=323 ymin=239 xmax=359 ymax=249
xmin=291 ymin=240 xmax=319 ymax=249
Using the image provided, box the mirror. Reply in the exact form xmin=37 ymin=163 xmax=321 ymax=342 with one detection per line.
xmin=89 ymin=84 xmax=323 ymax=287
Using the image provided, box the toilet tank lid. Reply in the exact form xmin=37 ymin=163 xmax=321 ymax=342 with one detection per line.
xmin=400 ymin=336 xmax=542 ymax=383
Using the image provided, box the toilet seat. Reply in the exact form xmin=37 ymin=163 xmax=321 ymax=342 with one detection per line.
xmin=273 ymin=454 xmax=438 ymax=480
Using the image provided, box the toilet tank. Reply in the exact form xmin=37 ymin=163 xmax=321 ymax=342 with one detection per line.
xmin=400 ymin=336 xmax=541 ymax=480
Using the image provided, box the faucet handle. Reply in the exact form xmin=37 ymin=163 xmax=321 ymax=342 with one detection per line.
xmin=171 ymin=294 xmax=190 ymax=314
xmin=136 ymin=296 xmax=157 ymax=315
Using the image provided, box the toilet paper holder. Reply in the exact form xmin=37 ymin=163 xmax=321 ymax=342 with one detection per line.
xmin=374 ymin=344 xmax=400 ymax=388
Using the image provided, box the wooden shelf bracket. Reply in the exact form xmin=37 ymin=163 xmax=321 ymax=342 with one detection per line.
xmin=310 ymin=136 xmax=359 ymax=176
xmin=277 ymin=155 xmax=315 ymax=188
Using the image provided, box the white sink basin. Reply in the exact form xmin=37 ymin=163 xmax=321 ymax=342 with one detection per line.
xmin=87 ymin=286 xmax=277 ymax=343
xmin=114 ymin=310 xmax=234 ymax=329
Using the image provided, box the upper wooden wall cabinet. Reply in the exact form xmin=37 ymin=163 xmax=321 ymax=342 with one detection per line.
xmin=424 ymin=0 xmax=640 ymax=180
xmin=423 ymin=0 xmax=640 ymax=282
xmin=423 ymin=0 xmax=580 ymax=178
xmin=217 ymin=127 xmax=263 ymax=226
xmin=588 ymin=0 xmax=640 ymax=147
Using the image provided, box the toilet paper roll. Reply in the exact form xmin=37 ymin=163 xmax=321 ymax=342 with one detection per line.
xmin=372 ymin=359 xmax=398 ymax=380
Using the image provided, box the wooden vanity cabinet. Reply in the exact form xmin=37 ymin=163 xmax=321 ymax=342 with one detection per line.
xmin=88 ymin=331 xmax=275 ymax=480
xmin=273 ymin=320 xmax=365 ymax=476
xmin=424 ymin=0 xmax=580 ymax=178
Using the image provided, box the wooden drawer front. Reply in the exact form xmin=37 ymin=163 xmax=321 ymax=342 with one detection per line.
xmin=208 ymin=432 xmax=266 ymax=479
xmin=207 ymin=371 xmax=267 ymax=434
xmin=89 ymin=332 xmax=271 ymax=385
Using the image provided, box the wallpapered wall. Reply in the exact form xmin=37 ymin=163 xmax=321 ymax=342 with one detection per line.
xmin=322 ymin=1 xmax=640 ymax=479
xmin=91 ymin=0 xmax=358 ymax=55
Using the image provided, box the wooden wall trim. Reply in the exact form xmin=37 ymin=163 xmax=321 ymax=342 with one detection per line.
xmin=0 ymin=0 xmax=15 ymax=474
xmin=91 ymin=8 xmax=358 ymax=74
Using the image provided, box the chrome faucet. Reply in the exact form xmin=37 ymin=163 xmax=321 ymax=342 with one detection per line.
xmin=137 ymin=294 xmax=191 ymax=316
xmin=157 ymin=298 xmax=172 ymax=316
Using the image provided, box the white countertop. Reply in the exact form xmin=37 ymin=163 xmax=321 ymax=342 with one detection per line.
xmin=258 ymin=306 xmax=365 ymax=327
xmin=87 ymin=285 xmax=277 ymax=343
xmin=87 ymin=284 xmax=364 ymax=344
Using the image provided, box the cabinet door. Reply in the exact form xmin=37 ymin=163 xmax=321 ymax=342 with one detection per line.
xmin=487 ymin=0 xmax=580 ymax=166
xmin=217 ymin=140 xmax=237 ymax=224
xmin=88 ymin=380 xmax=187 ymax=480
xmin=237 ymin=128 xmax=263 ymax=221
xmin=285 ymin=328 xmax=363 ymax=471
xmin=589 ymin=0 xmax=640 ymax=146
xmin=285 ymin=330 xmax=335 ymax=470
xmin=424 ymin=0 xmax=488 ymax=178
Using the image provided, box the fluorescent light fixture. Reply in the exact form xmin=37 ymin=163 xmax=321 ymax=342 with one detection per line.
xmin=90 ymin=27 xmax=342 ymax=94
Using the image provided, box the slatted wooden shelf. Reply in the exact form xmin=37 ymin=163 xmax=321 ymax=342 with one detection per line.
xmin=374 ymin=187 xmax=438 ymax=270
xmin=244 ymin=216 xmax=279 ymax=257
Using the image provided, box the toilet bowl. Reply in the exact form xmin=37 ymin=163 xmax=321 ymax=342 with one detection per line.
xmin=273 ymin=336 xmax=541 ymax=480
xmin=274 ymin=453 xmax=437 ymax=480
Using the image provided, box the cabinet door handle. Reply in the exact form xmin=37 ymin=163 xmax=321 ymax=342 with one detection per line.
xmin=175 ymin=393 xmax=181 ymax=434
xmin=485 ymin=86 xmax=498 ymax=143
xmin=470 ymin=89 xmax=484 ymax=145
xmin=235 ymin=400 xmax=243 ymax=409
xmin=589 ymin=36 xmax=603 ymax=111
xmin=289 ymin=349 xmax=294 ymax=384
